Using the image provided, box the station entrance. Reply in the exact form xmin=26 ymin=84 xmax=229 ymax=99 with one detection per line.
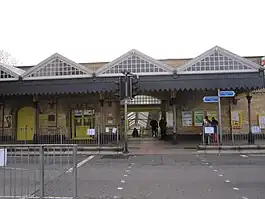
xmin=121 ymin=95 xmax=163 ymax=138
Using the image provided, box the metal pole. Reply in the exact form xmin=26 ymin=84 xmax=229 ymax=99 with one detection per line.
xmin=124 ymin=74 xmax=129 ymax=153
xmin=73 ymin=145 xmax=78 ymax=198
xmin=39 ymin=145 xmax=44 ymax=199
xmin=218 ymin=89 xmax=222 ymax=144
xmin=24 ymin=126 xmax=27 ymax=144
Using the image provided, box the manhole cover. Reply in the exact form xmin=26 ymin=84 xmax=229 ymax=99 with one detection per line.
xmin=101 ymin=154 xmax=130 ymax=159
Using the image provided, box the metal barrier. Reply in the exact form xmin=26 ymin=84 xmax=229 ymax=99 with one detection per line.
xmin=201 ymin=126 xmax=265 ymax=145
xmin=0 ymin=127 xmax=122 ymax=147
xmin=0 ymin=144 xmax=78 ymax=199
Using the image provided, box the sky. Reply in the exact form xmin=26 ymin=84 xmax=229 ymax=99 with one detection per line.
xmin=0 ymin=0 xmax=264 ymax=66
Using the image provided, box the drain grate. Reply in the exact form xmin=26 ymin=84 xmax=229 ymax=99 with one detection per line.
xmin=101 ymin=154 xmax=130 ymax=159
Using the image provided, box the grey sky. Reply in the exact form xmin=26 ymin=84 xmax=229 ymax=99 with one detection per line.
xmin=0 ymin=0 xmax=264 ymax=65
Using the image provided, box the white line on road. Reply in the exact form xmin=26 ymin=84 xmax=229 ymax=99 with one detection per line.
xmin=240 ymin=154 xmax=248 ymax=158
xmin=117 ymin=187 xmax=123 ymax=190
xmin=225 ymin=180 xmax=231 ymax=183
xmin=241 ymin=197 xmax=248 ymax=199
xmin=218 ymin=174 xmax=223 ymax=177
xmin=233 ymin=187 xmax=239 ymax=191
xmin=66 ymin=155 xmax=95 ymax=173
xmin=124 ymin=174 xmax=128 ymax=177
xmin=121 ymin=180 xmax=125 ymax=183
xmin=249 ymin=154 xmax=265 ymax=157
xmin=213 ymin=169 xmax=218 ymax=172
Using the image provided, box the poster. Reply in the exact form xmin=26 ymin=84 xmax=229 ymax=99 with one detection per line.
xmin=194 ymin=111 xmax=204 ymax=126
xmin=4 ymin=115 xmax=12 ymax=128
xmin=258 ymin=115 xmax=265 ymax=129
xmin=207 ymin=111 xmax=217 ymax=120
xmin=182 ymin=111 xmax=193 ymax=126
xmin=231 ymin=111 xmax=242 ymax=129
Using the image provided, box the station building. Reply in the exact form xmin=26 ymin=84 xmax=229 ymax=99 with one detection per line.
xmin=0 ymin=46 xmax=264 ymax=144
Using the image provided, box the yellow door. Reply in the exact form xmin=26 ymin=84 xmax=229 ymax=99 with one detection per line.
xmin=17 ymin=107 xmax=35 ymax=141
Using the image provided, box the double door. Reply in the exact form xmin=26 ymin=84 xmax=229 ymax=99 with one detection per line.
xmin=72 ymin=109 xmax=95 ymax=139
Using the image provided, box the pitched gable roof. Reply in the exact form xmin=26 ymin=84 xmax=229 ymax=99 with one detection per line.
xmin=22 ymin=53 xmax=93 ymax=80
xmin=177 ymin=46 xmax=262 ymax=74
xmin=0 ymin=63 xmax=25 ymax=81
xmin=95 ymin=49 xmax=174 ymax=76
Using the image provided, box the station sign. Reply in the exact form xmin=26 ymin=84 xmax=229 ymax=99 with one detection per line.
xmin=203 ymin=96 xmax=219 ymax=103
xmin=219 ymin=90 xmax=235 ymax=97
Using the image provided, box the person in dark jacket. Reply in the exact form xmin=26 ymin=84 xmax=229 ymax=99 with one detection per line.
xmin=159 ymin=116 xmax=167 ymax=140
xmin=132 ymin=128 xmax=139 ymax=137
xmin=211 ymin=117 xmax=219 ymax=143
xmin=150 ymin=119 xmax=158 ymax=137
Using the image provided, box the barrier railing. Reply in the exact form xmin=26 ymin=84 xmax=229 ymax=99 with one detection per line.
xmin=0 ymin=127 xmax=122 ymax=147
xmin=0 ymin=144 xmax=78 ymax=199
xmin=201 ymin=126 xmax=265 ymax=145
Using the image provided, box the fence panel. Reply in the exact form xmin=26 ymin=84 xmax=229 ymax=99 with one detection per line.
xmin=0 ymin=127 xmax=122 ymax=147
xmin=201 ymin=126 xmax=265 ymax=145
xmin=0 ymin=144 xmax=77 ymax=199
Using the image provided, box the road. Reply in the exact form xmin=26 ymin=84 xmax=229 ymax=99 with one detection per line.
xmin=1 ymin=152 xmax=265 ymax=199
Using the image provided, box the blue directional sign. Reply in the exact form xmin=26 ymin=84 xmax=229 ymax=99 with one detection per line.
xmin=203 ymin=96 xmax=219 ymax=103
xmin=219 ymin=90 xmax=235 ymax=97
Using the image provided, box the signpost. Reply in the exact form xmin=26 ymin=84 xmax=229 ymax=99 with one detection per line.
xmin=219 ymin=91 xmax=236 ymax=98
xmin=203 ymin=90 xmax=236 ymax=145
xmin=203 ymin=96 xmax=219 ymax=103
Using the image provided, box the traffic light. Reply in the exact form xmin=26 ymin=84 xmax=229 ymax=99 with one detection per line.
xmin=128 ymin=76 xmax=140 ymax=99
xmin=114 ymin=77 xmax=122 ymax=100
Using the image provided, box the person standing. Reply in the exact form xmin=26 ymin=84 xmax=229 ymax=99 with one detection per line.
xmin=202 ymin=116 xmax=212 ymax=144
xmin=211 ymin=117 xmax=219 ymax=143
xmin=159 ymin=116 xmax=167 ymax=140
xmin=150 ymin=119 xmax=158 ymax=137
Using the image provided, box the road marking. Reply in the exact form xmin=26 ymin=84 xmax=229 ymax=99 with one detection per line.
xmin=124 ymin=174 xmax=128 ymax=177
xmin=225 ymin=180 xmax=231 ymax=183
xmin=209 ymin=166 xmax=213 ymax=168
xmin=233 ymin=187 xmax=239 ymax=190
xmin=66 ymin=155 xmax=95 ymax=173
xmin=121 ymin=180 xmax=125 ymax=183
xmin=125 ymin=170 xmax=130 ymax=172
xmin=249 ymin=154 xmax=265 ymax=157
xmin=128 ymin=166 xmax=131 ymax=169
xmin=240 ymin=154 xmax=248 ymax=158
xmin=218 ymin=174 xmax=223 ymax=177
xmin=241 ymin=197 xmax=248 ymax=199
xmin=117 ymin=187 xmax=123 ymax=190
xmin=213 ymin=169 xmax=218 ymax=172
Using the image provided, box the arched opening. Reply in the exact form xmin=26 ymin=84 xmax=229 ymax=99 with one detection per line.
xmin=17 ymin=106 xmax=35 ymax=141
xmin=122 ymin=95 xmax=162 ymax=137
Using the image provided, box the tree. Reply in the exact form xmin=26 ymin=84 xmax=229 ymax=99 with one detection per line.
xmin=0 ymin=49 xmax=20 ymax=66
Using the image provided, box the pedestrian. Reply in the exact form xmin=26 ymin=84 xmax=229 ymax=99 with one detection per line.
xmin=132 ymin=128 xmax=139 ymax=137
xmin=211 ymin=117 xmax=219 ymax=143
xmin=202 ymin=116 xmax=212 ymax=144
xmin=159 ymin=116 xmax=167 ymax=140
xmin=150 ymin=119 xmax=158 ymax=137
